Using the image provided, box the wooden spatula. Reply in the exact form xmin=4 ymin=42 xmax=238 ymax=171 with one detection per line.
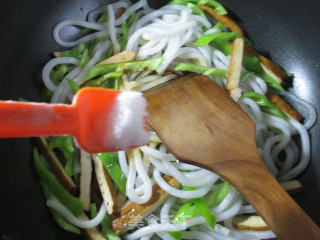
xmin=145 ymin=75 xmax=320 ymax=240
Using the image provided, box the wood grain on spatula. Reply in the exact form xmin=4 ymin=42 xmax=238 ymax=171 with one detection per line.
xmin=144 ymin=75 xmax=320 ymax=240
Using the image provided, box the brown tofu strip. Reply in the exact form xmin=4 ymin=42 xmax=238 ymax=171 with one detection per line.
xmin=112 ymin=176 xmax=179 ymax=234
xmin=199 ymin=4 xmax=289 ymax=83
xmin=232 ymin=215 xmax=269 ymax=231
xmin=97 ymin=50 xmax=136 ymax=65
xmin=226 ymin=37 xmax=244 ymax=101
xmin=34 ymin=137 xmax=76 ymax=192
xmin=80 ymin=150 xmax=93 ymax=211
xmin=92 ymin=155 xmax=117 ymax=215
xmin=244 ymin=45 xmax=288 ymax=82
xmin=198 ymin=4 xmax=244 ymax=34
xmin=80 ymin=214 xmax=107 ymax=240
xmin=280 ymin=180 xmax=304 ymax=195
xmin=267 ymin=92 xmax=303 ymax=121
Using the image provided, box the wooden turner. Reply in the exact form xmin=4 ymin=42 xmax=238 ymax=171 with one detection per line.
xmin=144 ymin=75 xmax=320 ymax=240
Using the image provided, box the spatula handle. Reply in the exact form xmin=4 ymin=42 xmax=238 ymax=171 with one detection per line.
xmin=0 ymin=101 xmax=77 ymax=138
xmin=218 ymin=160 xmax=320 ymax=240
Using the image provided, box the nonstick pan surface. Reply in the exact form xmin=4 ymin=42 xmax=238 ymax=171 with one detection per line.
xmin=0 ymin=0 xmax=319 ymax=239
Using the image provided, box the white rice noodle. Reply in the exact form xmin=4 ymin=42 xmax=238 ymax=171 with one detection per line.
xmin=279 ymin=91 xmax=317 ymax=129
xmin=125 ymin=216 xmax=208 ymax=240
xmin=238 ymin=97 xmax=263 ymax=124
xmin=115 ymin=0 xmax=147 ymax=26
xmin=212 ymin=49 xmax=230 ymax=69
xmin=42 ymin=57 xmax=79 ymax=91
xmin=157 ymin=34 xmax=181 ymax=74
xmin=279 ymin=119 xmax=310 ymax=181
xmin=126 ymin=150 xmax=152 ymax=204
xmin=176 ymin=47 xmax=207 ymax=66
xmin=46 ymin=200 xmax=106 ymax=228
xmin=134 ymin=10 xmax=177 ymax=30
xmin=138 ymin=74 xmax=177 ymax=92
xmin=118 ymin=150 xmax=129 ymax=177
xmin=53 ymin=20 xmax=107 ymax=47
xmin=181 ymin=231 xmax=213 ymax=240
xmin=87 ymin=1 xmax=131 ymax=23
xmin=161 ymin=4 xmax=192 ymax=15
xmin=153 ymin=168 xmax=213 ymax=199
xmin=216 ymin=197 xmax=243 ymax=221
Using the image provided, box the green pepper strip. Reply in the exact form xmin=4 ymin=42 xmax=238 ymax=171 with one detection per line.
xmin=120 ymin=21 xmax=129 ymax=50
xmin=127 ymin=11 xmax=136 ymax=27
xmin=197 ymin=0 xmax=228 ymax=15
xmin=86 ymin=57 xmax=164 ymax=80
xmin=51 ymin=64 xmax=69 ymax=85
xmin=170 ymin=186 xmax=216 ymax=239
xmin=48 ymin=136 xmax=75 ymax=176
xmin=82 ymin=71 xmax=123 ymax=88
xmin=204 ymin=181 xmax=230 ymax=207
xmin=195 ymin=32 xmax=242 ymax=47
xmin=40 ymin=182 xmax=81 ymax=235
xmin=169 ymin=0 xmax=207 ymax=18
xmin=79 ymin=48 xmax=90 ymax=67
xmin=175 ymin=62 xmax=227 ymax=78
xmin=90 ymin=203 xmax=121 ymax=240
xmin=242 ymin=92 xmax=288 ymax=120
xmin=66 ymin=78 xmax=80 ymax=94
xmin=61 ymin=43 xmax=86 ymax=58
xmin=213 ymin=22 xmax=225 ymax=30
xmin=33 ymin=148 xmax=83 ymax=216
xmin=97 ymin=153 xmax=127 ymax=195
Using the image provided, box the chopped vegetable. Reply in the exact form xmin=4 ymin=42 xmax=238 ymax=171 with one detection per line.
xmin=193 ymin=198 xmax=216 ymax=229
xmin=82 ymin=71 xmax=123 ymax=89
xmin=48 ymin=136 xmax=75 ymax=176
xmin=195 ymin=32 xmax=242 ymax=47
xmin=242 ymin=92 xmax=288 ymax=120
xmin=214 ymin=22 xmax=225 ymax=29
xmin=97 ymin=153 xmax=127 ymax=195
xmin=40 ymin=182 xmax=81 ymax=235
xmin=175 ymin=62 xmax=227 ymax=78
xmin=66 ymin=78 xmax=80 ymax=94
xmin=171 ymin=186 xmax=216 ymax=239
xmin=34 ymin=137 xmax=76 ymax=192
xmin=51 ymin=64 xmax=69 ymax=85
xmin=204 ymin=182 xmax=230 ymax=207
xmin=61 ymin=43 xmax=86 ymax=58
xmin=120 ymin=21 xmax=128 ymax=50
xmin=197 ymin=0 xmax=227 ymax=15
xmin=33 ymin=148 xmax=83 ymax=216
xmin=86 ymin=57 xmax=164 ymax=80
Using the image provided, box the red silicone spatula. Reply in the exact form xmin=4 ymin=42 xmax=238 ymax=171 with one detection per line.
xmin=0 ymin=87 xmax=148 ymax=153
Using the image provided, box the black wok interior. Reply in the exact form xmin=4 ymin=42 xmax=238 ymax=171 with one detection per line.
xmin=0 ymin=0 xmax=319 ymax=239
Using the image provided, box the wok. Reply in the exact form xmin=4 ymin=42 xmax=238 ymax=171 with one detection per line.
xmin=0 ymin=0 xmax=319 ymax=239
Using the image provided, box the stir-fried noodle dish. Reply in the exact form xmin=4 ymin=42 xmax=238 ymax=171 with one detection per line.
xmin=35 ymin=0 xmax=317 ymax=239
